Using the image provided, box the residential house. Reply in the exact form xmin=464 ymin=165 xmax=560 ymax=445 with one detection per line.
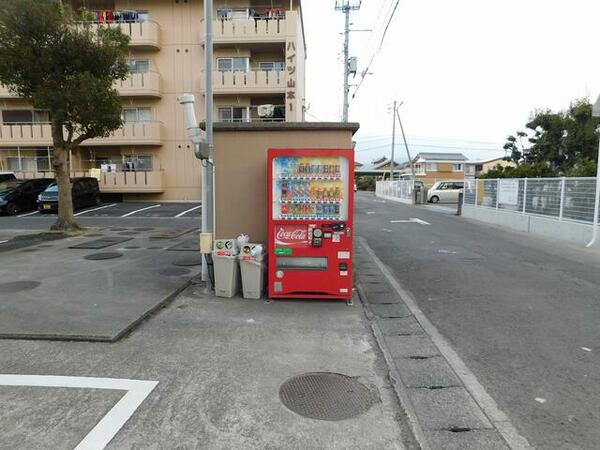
xmin=0 ymin=0 xmax=306 ymax=201
xmin=412 ymin=152 xmax=467 ymax=186
xmin=355 ymin=156 xmax=405 ymax=179
xmin=464 ymin=157 xmax=516 ymax=178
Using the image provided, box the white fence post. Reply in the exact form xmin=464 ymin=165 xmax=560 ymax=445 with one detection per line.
xmin=496 ymin=179 xmax=500 ymax=209
xmin=474 ymin=179 xmax=478 ymax=206
xmin=559 ymin=176 xmax=566 ymax=220
xmin=522 ymin=178 xmax=527 ymax=214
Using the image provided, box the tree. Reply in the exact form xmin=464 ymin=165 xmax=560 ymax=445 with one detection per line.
xmin=489 ymin=99 xmax=599 ymax=179
xmin=0 ymin=0 xmax=129 ymax=230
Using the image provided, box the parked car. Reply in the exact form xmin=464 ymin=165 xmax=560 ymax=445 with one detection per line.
xmin=0 ymin=178 xmax=54 ymax=215
xmin=0 ymin=172 xmax=16 ymax=182
xmin=38 ymin=177 xmax=101 ymax=213
xmin=427 ymin=180 xmax=469 ymax=203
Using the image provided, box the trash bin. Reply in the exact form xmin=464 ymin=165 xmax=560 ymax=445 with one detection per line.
xmin=213 ymin=239 xmax=240 ymax=298
xmin=239 ymin=243 xmax=265 ymax=299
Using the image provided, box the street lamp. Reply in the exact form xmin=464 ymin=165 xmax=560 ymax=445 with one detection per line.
xmin=587 ymin=94 xmax=600 ymax=247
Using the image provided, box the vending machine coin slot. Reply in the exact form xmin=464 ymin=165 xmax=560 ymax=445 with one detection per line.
xmin=311 ymin=228 xmax=323 ymax=247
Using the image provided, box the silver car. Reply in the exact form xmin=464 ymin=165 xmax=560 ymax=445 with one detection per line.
xmin=427 ymin=180 xmax=467 ymax=203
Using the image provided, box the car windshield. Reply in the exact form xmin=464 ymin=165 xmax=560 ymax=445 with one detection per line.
xmin=44 ymin=183 xmax=59 ymax=193
xmin=0 ymin=181 xmax=22 ymax=194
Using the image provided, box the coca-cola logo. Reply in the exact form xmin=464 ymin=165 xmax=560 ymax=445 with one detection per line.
xmin=275 ymin=226 xmax=309 ymax=246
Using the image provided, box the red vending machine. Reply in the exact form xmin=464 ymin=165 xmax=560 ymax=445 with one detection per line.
xmin=267 ymin=148 xmax=354 ymax=300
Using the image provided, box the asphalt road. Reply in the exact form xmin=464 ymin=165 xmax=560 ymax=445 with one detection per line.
xmin=355 ymin=191 xmax=600 ymax=450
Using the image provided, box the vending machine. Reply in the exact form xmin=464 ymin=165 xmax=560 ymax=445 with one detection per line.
xmin=267 ymin=148 xmax=354 ymax=300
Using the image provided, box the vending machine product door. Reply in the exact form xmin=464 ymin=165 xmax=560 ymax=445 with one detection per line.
xmin=267 ymin=148 xmax=354 ymax=300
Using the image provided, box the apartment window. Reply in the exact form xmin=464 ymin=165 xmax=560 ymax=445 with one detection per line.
xmin=127 ymin=59 xmax=150 ymax=74
xmin=2 ymin=110 xmax=50 ymax=125
xmin=218 ymin=107 xmax=248 ymax=123
xmin=217 ymin=57 xmax=249 ymax=72
xmin=259 ymin=62 xmax=285 ymax=72
xmin=465 ymin=165 xmax=475 ymax=175
xmin=217 ymin=8 xmax=250 ymax=20
xmin=121 ymin=107 xmax=151 ymax=122
xmin=452 ymin=164 xmax=463 ymax=172
xmin=426 ymin=163 xmax=438 ymax=172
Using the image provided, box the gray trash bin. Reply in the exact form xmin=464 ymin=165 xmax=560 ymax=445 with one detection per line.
xmin=213 ymin=239 xmax=240 ymax=298
xmin=239 ymin=246 xmax=265 ymax=299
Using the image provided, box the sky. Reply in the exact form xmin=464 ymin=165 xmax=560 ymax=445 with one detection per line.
xmin=302 ymin=0 xmax=600 ymax=164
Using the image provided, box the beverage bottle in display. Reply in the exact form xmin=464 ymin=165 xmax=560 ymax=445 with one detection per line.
xmin=334 ymin=204 xmax=340 ymax=216
xmin=334 ymin=186 xmax=340 ymax=201
xmin=281 ymin=180 xmax=288 ymax=200
xmin=324 ymin=164 xmax=329 ymax=175
xmin=316 ymin=203 xmax=323 ymax=216
xmin=281 ymin=204 xmax=289 ymax=215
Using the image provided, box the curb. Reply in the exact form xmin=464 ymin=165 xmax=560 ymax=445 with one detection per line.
xmin=357 ymin=281 xmax=431 ymax=450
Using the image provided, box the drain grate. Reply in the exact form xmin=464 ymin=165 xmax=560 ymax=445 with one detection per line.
xmin=84 ymin=252 xmax=123 ymax=261
xmin=279 ymin=372 xmax=376 ymax=421
xmin=0 ymin=281 xmax=41 ymax=294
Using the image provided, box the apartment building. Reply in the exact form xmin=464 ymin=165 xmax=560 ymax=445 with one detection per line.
xmin=0 ymin=0 xmax=306 ymax=201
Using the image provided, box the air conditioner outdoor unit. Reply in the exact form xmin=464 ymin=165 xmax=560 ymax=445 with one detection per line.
xmin=257 ymin=104 xmax=275 ymax=118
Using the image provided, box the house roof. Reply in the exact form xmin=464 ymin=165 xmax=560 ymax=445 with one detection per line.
xmin=465 ymin=156 xmax=508 ymax=165
xmin=414 ymin=152 xmax=468 ymax=162
xmin=357 ymin=157 xmax=405 ymax=172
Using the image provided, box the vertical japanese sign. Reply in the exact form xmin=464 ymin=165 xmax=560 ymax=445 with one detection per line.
xmin=286 ymin=39 xmax=296 ymax=120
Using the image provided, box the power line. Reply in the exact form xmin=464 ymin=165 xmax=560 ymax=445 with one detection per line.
xmin=355 ymin=142 xmax=505 ymax=153
xmin=352 ymin=0 xmax=401 ymax=99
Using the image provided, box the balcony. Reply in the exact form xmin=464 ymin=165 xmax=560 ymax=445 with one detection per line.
xmin=115 ymin=72 xmax=162 ymax=98
xmin=15 ymin=170 xmax=164 ymax=193
xmin=212 ymin=70 xmax=285 ymax=95
xmin=96 ymin=170 xmax=164 ymax=193
xmin=0 ymin=122 xmax=163 ymax=147
xmin=212 ymin=16 xmax=287 ymax=44
xmin=90 ymin=21 xmax=161 ymax=50
xmin=86 ymin=122 xmax=163 ymax=146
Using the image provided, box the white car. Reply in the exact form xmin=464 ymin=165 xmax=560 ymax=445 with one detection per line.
xmin=427 ymin=180 xmax=468 ymax=203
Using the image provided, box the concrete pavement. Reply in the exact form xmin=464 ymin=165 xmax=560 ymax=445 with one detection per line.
xmin=355 ymin=191 xmax=600 ymax=450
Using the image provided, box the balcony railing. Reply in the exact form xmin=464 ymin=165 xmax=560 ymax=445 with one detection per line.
xmin=88 ymin=21 xmax=161 ymax=50
xmin=212 ymin=70 xmax=285 ymax=94
xmin=115 ymin=72 xmax=162 ymax=98
xmin=212 ymin=16 xmax=287 ymax=43
xmin=217 ymin=105 xmax=286 ymax=123
xmin=15 ymin=170 xmax=164 ymax=193
xmin=95 ymin=170 xmax=164 ymax=193
xmin=0 ymin=121 xmax=163 ymax=146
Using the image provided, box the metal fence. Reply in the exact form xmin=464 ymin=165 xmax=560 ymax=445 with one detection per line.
xmin=463 ymin=177 xmax=599 ymax=224
xmin=375 ymin=180 xmax=415 ymax=204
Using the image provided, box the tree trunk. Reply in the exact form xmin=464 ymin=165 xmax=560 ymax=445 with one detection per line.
xmin=51 ymin=145 xmax=81 ymax=232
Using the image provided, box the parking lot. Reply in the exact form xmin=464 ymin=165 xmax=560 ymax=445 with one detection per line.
xmin=0 ymin=202 xmax=202 ymax=231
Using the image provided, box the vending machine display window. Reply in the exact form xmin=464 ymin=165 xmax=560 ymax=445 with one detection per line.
xmin=271 ymin=156 xmax=350 ymax=221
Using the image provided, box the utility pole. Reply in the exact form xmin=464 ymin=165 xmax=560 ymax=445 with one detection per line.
xmin=396 ymin=103 xmax=416 ymax=179
xmin=204 ymin=0 xmax=214 ymax=285
xmin=335 ymin=1 xmax=361 ymax=122
xmin=390 ymin=100 xmax=397 ymax=181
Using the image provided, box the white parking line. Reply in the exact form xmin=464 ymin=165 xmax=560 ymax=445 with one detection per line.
xmin=0 ymin=240 xmax=8 ymax=244
xmin=0 ymin=374 xmax=158 ymax=450
xmin=174 ymin=204 xmax=202 ymax=218
xmin=17 ymin=211 xmax=40 ymax=217
xmin=74 ymin=203 xmax=117 ymax=217
xmin=121 ymin=204 xmax=161 ymax=218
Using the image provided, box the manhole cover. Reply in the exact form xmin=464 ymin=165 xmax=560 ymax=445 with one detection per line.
xmin=0 ymin=281 xmax=41 ymax=294
xmin=173 ymin=256 xmax=203 ymax=267
xmin=160 ymin=268 xmax=191 ymax=276
xmin=279 ymin=372 xmax=376 ymax=421
xmin=84 ymin=252 xmax=123 ymax=261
